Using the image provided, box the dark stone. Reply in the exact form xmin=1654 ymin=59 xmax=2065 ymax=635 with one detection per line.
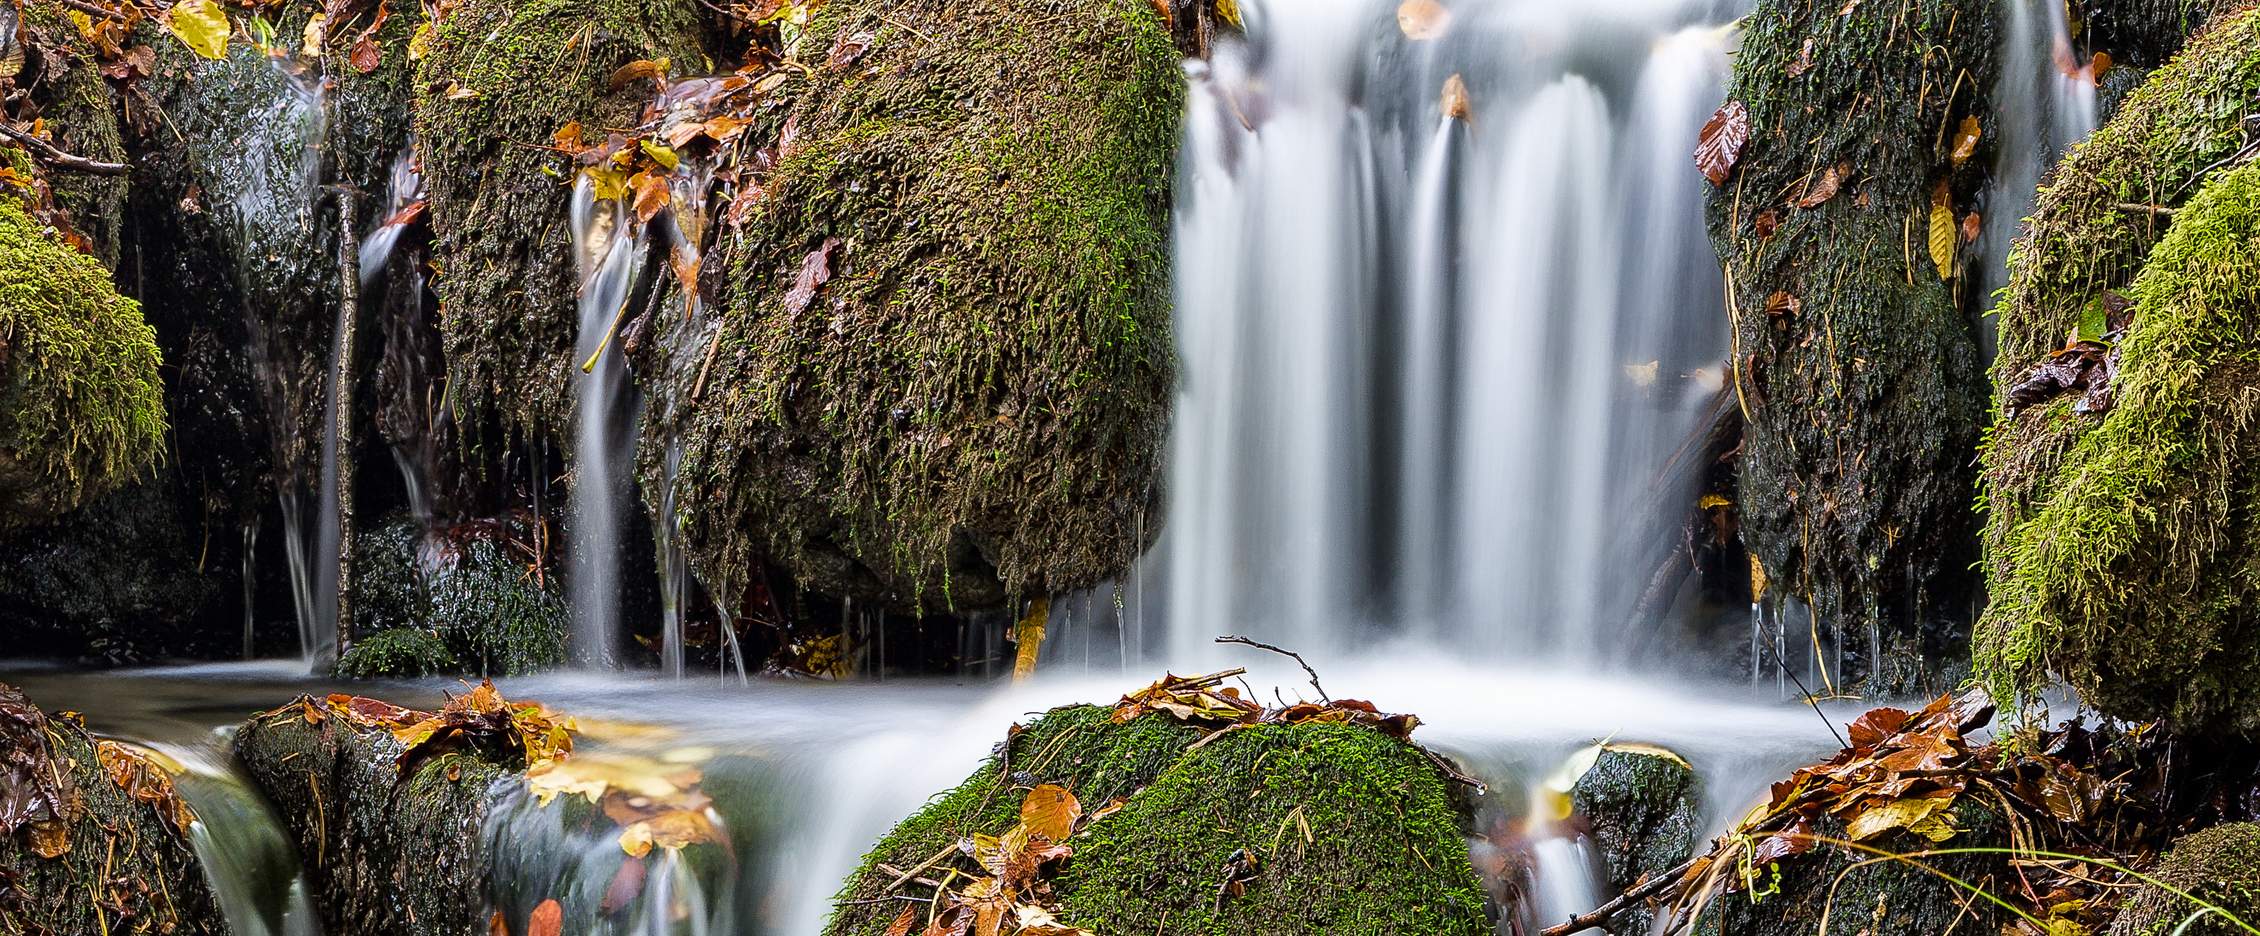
xmin=1571 ymin=747 xmax=1701 ymax=935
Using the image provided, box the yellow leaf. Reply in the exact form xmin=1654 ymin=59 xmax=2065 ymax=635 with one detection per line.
xmin=1950 ymin=115 xmax=1981 ymax=167
xmin=1216 ymin=0 xmax=1242 ymax=29
xmin=1604 ymin=741 xmax=1692 ymax=769
xmin=1927 ymin=202 xmax=1957 ymax=281
xmin=639 ymin=139 xmax=680 ymax=171
xmin=302 ymin=14 xmax=327 ymax=59
xmin=585 ymin=165 xmax=631 ymax=203
xmin=407 ymin=22 xmax=434 ymax=61
xmin=1441 ymin=73 xmax=1470 ymax=122
xmin=168 ymin=0 xmax=233 ymax=60
xmin=1698 ymin=494 xmax=1733 ymax=510
xmin=1845 ymin=796 xmax=1951 ymax=841
xmin=1021 ymin=784 xmax=1081 ymax=842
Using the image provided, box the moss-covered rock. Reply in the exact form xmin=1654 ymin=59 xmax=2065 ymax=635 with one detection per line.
xmin=0 ymin=195 xmax=166 ymax=529
xmin=0 ymin=476 xmax=224 ymax=663
xmin=1692 ymin=803 xmax=2010 ymax=936
xmin=1977 ymin=7 xmax=2260 ymax=731
xmin=1706 ymin=0 xmax=1996 ymax=685
xmin=346 ymin=514 xmax=568 ymax=676
xmin=2109 ymin=822 xmax=2260 ymax=935
xmin=412 ymin=0 xmax=702 ymax=449
xmin=1571 ymin=747 xmax=1700 ymax=936
xmin=639 ymin=0 xmax=1181 ymax=614
xmin=234 ymin=699 xmax=515 ymax=936
xmin=824 ymin=705 xmax=1491 ymax=936
xmin=0 ymin=683 xmax=227 ymax=936
xmin=12 ymin=0 xmax=131 ymax=266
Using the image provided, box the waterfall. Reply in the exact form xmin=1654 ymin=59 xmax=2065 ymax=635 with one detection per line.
xmin=568 ymin=177 xmax=651 ymax=667
xmin=1165 ymin=0 xmax=1740 ymax=664
xmin=1978 ymin=0 xmax=2099 ymax=353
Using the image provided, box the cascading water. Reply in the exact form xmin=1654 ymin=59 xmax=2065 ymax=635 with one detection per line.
xmin=1978 ymin=0 xmax=2099 ymax=351
xmin=568 ymin=177 xmax=652 ymax=667
xmin=1166 ymin=0 xmax=1739 ymax=664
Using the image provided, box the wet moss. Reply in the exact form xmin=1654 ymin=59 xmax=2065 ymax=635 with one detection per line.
xmin=2109 ymin=823 xmax=2260 ymax=936
xmin=824 ymin=706 xmax=1490 ymax=936
xmin=15 ymin=0 xmax=130 ymax=266
xmin=0 ymin=687 xmax=227 ymax=936
xmin=1572 ymin=749 xmax=1701 ymax=936
xmin=336 ymin=626 xmax=460 ymax=678
xmin=1979 ymin=149 xmax=2260 ymax=731
xmin=412 ymin=0 xmax=703 ymax=452
xmin=234 ymin=704 xmax=513 ymax=936
xmin=640 ymin=0 xmax=1181 ymax=613
xmin=1693 ymin=803 xmax=2010 ymax=936
xmin=0 ymin=196 xmax=167 ymax=529
xmin=349 ymin=514 xmax=568 ymax=676
xmin=1707 ymin=0 xmax=1997 ymax=682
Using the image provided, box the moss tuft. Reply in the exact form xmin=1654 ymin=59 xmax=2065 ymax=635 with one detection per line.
xmin=824 ymin=706 xmax=1490 ymax=936
xmin=0 ymin=197 xmax=167 ymax=529
xmin=2109 ymin=823 xmax=2260 ymax=936
xmin=350 ymin=514 xmax=568 ymax=676
xmin=336 ymin=627 xmax=459 ymax=678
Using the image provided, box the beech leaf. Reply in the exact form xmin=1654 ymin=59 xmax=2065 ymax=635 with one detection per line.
xmin=1695 ymin=101 xmax=1749 ymax=186
xmin=1950 ymin=115 xmax=1981 ymax=166
xmin=528 ymin=899 xmax=562 ymax=936
xmin=168 ymin=0 xmax=233 ymax=60
xmin=1020 ymin=784 xmax=1081 ymax=842
xmin=1398 ymin=0 xmax=1451 ymax=40
xmin=1928 ymin=201 xmax=1956 ymax=281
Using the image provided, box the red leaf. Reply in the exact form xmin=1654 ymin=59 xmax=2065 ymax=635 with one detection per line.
xmin=528 ymin=899 xmax=562 ymax=936
xmin=784 ymin=237 xmax=841 ymax=314
xmin=349 ymin=34 xmax=381 ymax=73
xmin=1694 ymin=100 xmax=1750 ymax=186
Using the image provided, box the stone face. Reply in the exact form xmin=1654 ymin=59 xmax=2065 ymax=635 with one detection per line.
xmin=638 ymin=0 xmax=1182 ymax=614
xmin=1571 ymin=747 xmax=1700 ymax=936
xmin=823 ymin=705 xmax=1493 ymax=936
xmin=1693 ymin=803 xmax=2010 ymax=936
xmin=0 ymin=683 xmax=227 ymax=936
xmin=2109 ymin=823 xmax=2260 ymax=936
xmin=1706 ymin=0 xmax=1998 ymax=687
xmin=1977 ymin=7 xmax=2260 ymax=732
xmin=339 ymin=515 xmax=567 ymax=678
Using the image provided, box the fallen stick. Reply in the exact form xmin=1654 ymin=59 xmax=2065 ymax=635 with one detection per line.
xmin=1214 ymin=635 xmax=1329 ymax=703
xmin=1539 ymin=855 xmax=1702 ymax=936
xmin=0 ymin=122 xmax=129 ymax=176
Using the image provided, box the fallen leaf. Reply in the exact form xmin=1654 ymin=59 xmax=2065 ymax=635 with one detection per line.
xmin=1753 ymin=209 xmax=1780 ymax=239
xmin=1786 ymin=37 xmax=1814 ymax=78
xmin=1021 ymin=784 xmax=1080 ymax=842
xmin=885 ymin=906 xmax=918 ymax=936
xmin=302 ymin=14 xmax=328 ymax=58
xmin=527 ymin=899 xmax=562 ymax=936
xmin=1950 ymin=115 xmax=1981 ymax=166
xmin=1794 ymin=162 xmax=1847 ymax=208
xmin=1440 ymin=73 xmax=1469 ymax=122
xmin=167 ymin=0 xmax=232 ymax=61
xmin=784 ymin=237 xmax=841 ymax=314
xmin=1765 ymin=291 xmax=1800 ymax=318
xmin=1695 ymin=101 xmax=1750 ymax=186
xmin=827 ymin=30 xmax=873 ymax=69
xmin=350 ymin=34 xmax=381 ymax=72
xmin=1927 ymin=196 xmax=1956 ymax=281
xmin=1216 ymin=0 xmax=1242 ymax=29
xmin=608 ymin=57 xmax=670 ymax=91
xmin=1397 ymin=0 xmax=1450 ymax=40
xmin=1961 ymin=211 xmax=1981 ymax=244
xmin=630 ymin=170 xmax=671 ymax=224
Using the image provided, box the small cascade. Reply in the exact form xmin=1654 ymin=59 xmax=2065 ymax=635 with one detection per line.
xmin=163 ymin=743 xmax=325 ymax=936
xmin=657 ymin=436 xmax=689 ymax=678
xmin=1980 ymin=0 xmax=2100 ymax=349
xmin=1165 ymin=1 xmax=1739 ymax=664
xmin=242 ymin=523 xmax=259 ymax=660
xmin=567 ymin=177 xmax=652 ymax=667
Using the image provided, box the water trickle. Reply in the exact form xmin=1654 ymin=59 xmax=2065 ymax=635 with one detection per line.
xmin=567 ymin=177 xmax=652 ymax=668
xmin=1164 ymin=1 xmax=1739 ymax=664
xmin=657 ymin=435 xmax=689 ymax=679
xmin=1980 ymin=0 xmax=2098 ymax=351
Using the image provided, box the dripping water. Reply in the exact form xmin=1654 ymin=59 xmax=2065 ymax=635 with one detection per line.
xmin=567 ymin=177 xmax=650 ymax=668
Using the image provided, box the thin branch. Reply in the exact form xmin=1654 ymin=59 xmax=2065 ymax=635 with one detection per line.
xmin=1539 ymin=856 xmax=1701 ymax=936
xmin=0 ymin=122 xmax=130 ymax=176
xmin=50 ymin=0 xmax=130 ymax=22
xmin=1214 ymin=635 xmax=1329 ymax=703
xmin=1777 ymin=654 xmax=1851 ymax=750
xmin=2110 ymin=202 xmax=2177 ymax=218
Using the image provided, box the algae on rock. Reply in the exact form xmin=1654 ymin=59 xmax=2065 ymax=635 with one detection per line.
xmin=1978 ymin=6 xmax=2260 ymax=732
xmin=0 ymin=195 xmax=166 ymax=529
xmin=2109 ymin=823 xmax=2260 ymax=936
xmin=823 ymin=705 xmax=1492 ymax=936
xmin=640 ymin=0 xmax=1182 ymax=614
xmin=1571 ymin=747 xmax=1701 ymax=936
xmin=1706 ymin=0 xmax=1997 ymax=688
xmin=341 ymin=514 xmax=568 ymax=677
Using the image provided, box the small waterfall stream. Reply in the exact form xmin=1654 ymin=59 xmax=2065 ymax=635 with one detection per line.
xmin=568 ymin=177 xmax=652 ymax=668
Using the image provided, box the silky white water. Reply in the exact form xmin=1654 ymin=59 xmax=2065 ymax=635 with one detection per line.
xmin=568 ymin=177 xmax=652 ymax=668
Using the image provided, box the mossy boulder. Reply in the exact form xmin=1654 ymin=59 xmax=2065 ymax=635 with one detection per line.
xmin=824 ymin=705 xmax=1492 ymax=936
xmin=11 ymin=0 xmax=131 ymax=266
xmin=1571 ymin=747 xmax=1701 ymax=936
xmin=0 ymin=683 xmax=227 ymax=936
xmin=343 ymin=514 xmax=568 ymax=677
xmin=0 ymin=477 xmax=225 ymax=663
xmin=234 ymin=700 xmax=517 ymax=936
xmin=1977 ymin=7 xmax=2260 ymax=732
xmin=0 ymin=195 xmax=166 ymax=529
xmin=639 ymin=0 xmax=1181 ymax=612
xmin=1706 ymin=0 xmax=1997 ymax=683
xmin=412 ymin=0 xmax=702 ymax=447
xmin=2109 ymin=823 xmax=2260 ymax=935
xmin=1692 ymin=803 xmax=2009 ymax=936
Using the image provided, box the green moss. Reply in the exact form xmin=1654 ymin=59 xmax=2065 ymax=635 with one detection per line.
xmin=643 ymin=0 xmax=1181 ymax=613
xmin=1708 ymin=0 xmax=1996 ymax=674
xmin=0 ymin=197 xmax=167 ymax=529
xmin=1572 ymin=749 xmax=1701 ymax=936
xmin=1979 ymin=151 xmax=2260 ymax=731
xmin=2109 ymin=823 xmax=2260 ymax=936
xmin=824 ymin=706 xmax=1490 ymax=936
xmin=1694 ymin=803 xmax=2010 ymax=936
xmin=336 ymin=627 xmax=460 ymax=678
xmin=16 ymin=0 xmax=129 ymax=266
xmin=413 ymin=0 xmax=703 ymax=452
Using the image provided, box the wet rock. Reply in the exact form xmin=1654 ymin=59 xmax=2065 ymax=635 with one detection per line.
xmin=1570 ymin=746 xmax=1700 ymax=935
xmin=640 ymin=0 xmax=1181 ymax=614
xmin=0 ymin=682 xmax=228 ymax=936
xmin=0 ymin=475 xmax=224 ymax=663
xmin=1706 ymin=0 xmax=1997 ymax=685
xmin=11 ymin=1 xmax=130 ymax=266
xmin=2110 ymin=823 xmax=2260 ymax=935
xmin=824 ymin=705 xmax=1492 ymax=936
xmin=342 ymin=514 xmax=567 ymax=677
xmin=1692 ymin=803 xmax=2010 ymax=936
xmin=234 ymin=699 xmax=515 ymax=936
xmin=1977 ymin=7 xmax=2260 ymax=732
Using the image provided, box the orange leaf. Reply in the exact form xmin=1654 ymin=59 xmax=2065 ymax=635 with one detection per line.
xmin=1694 ymin=101 xmax=1749 ymax=187
xmin=630 ymin=171 xmax=670 ymax=224
xmin=527 ymin=899 xmax=562 ymax=936
xmin=1397 ymin=0 xmax=1450 ymax=40
xmin=1021 ymin=784 xmax=1081 ymax=842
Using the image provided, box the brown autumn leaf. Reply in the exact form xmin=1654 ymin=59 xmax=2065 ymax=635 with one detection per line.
xmin=827 ymin=30 xmax=873 ymax=69
xmin=1753 ymin=209 xmax=1780 ymax=239
xmin=1786 ymin=37 xmax=1814 ymax=78
xmin=1949 ymin=115 xmax=1981 ymax=166
xmin=1397 ymin=0 xmax=1450 ymax=40
xmin=1794 ymin=162 xmax=1847 ymax=208
xmin=96 ymin=740 xmax=197 ymax=835
xmin=528 ymin=899 xmax=562 ymax=936
xmin=28 ymin=819 xmax=70 ymax=859
xmin=1440 ymin=73 xmax=1469 ymax=122
xmin=1960 ymin=211 xmax=1981 ymax=244
xmin=629 ymin=170 xmax=671 ymax=224
xmin=2091 ymin=51 xmax=2112 ymax=82
xmin=607 ymin=57 xmax=670 ymax=91
xmin=349 ymin=33 xmax=380 ymax=72
xmin=1021 ymin=784 xmax=1081 ymax=842
xmin=885 ymin=906 xmax=918 ymax=936
xmin=488 ymin=911 xmax=509 ymax=936
xmin=784 ymin=236 xmax=841 ymax=314
xmin=1694 ymin=100 xmax=1749 ymax=187
xmin=1765 ymin=291 xmax=1800 ymax=318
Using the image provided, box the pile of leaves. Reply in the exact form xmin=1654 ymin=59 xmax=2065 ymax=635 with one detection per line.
xmin=1109 ymin=668 xmax=1421 ymax=742
xmin=1 ymin=683 xmax=198 ymax=862
xmin=273 ymin=679 xmax=578 ymax=779
xmin=874 ymin=781 xmax=1115 ymax=936
xmin=1661 ymin=689 xmax=2196 ymax=936
xmin=523 ymin=749 xmax=721 ymax=860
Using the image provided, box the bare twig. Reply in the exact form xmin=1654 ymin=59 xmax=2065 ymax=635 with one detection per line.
xmin=0 ymin=122 xmax=130 ymax=176
xmin=1214 ymin=635 xmax=1329 ymax=703
xmin=1777 ymin=655 xmax=1851 ymax=750
xmin=2111 ymin=202 xmax=2177 ymax=218
xmin=50 ymin=0 xmax=130 ymax=22
xmin=1540 ymin=856 xmax=1701 ymax=936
